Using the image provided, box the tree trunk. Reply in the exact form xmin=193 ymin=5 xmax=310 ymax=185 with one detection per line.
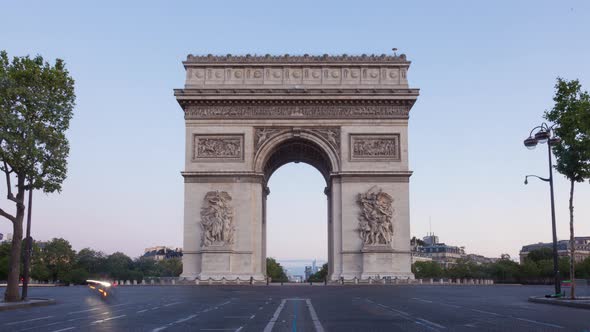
xmin=569 ymin=179 xmax=575 ymax=299
xmin=4 ymin=176 xmax=26 ymax=302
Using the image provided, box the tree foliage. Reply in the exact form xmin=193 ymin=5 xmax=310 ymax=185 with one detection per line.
xmin=0 ymin=50 xmax=75 ymax=301
xmin=544 ymin=77 xmax=590 ymax=298
xmin=0 ymin=238 xmax=183 ymax=284
xmin=308 ymin=263 xmax=328 ymax=282
xmin=266 ymin=257 xmax=287 ymax=282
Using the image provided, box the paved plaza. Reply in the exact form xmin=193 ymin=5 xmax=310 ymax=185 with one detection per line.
xmin=0 ymin=285 xmax=588 ymax=331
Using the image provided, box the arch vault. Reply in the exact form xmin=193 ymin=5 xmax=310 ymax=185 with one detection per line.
xmin=174 ymin=53 xmax=419 ymax=281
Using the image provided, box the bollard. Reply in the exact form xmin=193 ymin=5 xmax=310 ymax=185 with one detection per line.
xmin=354 ymin=277 xmax=358 ymax=285
xmin=250 ymin=276 xmax=254 ymax=285
xmin=236 ymin=277 xmax=240 ymax=285
xmin=340 ymin=277 xmax=344 ymax=285
xmin=440 ymin=278 xmax=444 ymax=285
xmin=419 ymin=279 xmax=423 ymax=284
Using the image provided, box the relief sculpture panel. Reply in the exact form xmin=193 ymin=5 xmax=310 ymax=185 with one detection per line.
xmin=357 ymin=186 xmax=394 ymax=246
xmin=201 ymin=191 xmax=235 ymax=247
xmin=193 ymin=134 xmax=244 ymax=161
xmin=350 ymin=134 xmax=400 ymax=161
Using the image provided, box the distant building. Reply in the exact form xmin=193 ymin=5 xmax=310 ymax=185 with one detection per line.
xmin=418 ymin=243 xmax=465 ymax=268
xmin=411 ymin=252 xmax=433 ymax=264
xmin=289 ymin=275 xmax=304 ymax=283
xmin=304 ymin=266 xmax=313 ymax=281
xmin=143 ymin=246 xmax=183 ymax=261
xmin=465 ymin=254 xmax=499 ymax=265
xmin=519 ymin=237 xmax=590 ymax=264
xmin=423 ymin=233 xmax=439 ymax=246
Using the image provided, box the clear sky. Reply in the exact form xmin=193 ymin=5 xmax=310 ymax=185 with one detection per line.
xmin=0 ymin=0 xmax=589 ymax=261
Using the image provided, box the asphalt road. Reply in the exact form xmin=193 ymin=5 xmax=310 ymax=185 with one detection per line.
xmin=0 ymin=285 xmax=588 ymax=332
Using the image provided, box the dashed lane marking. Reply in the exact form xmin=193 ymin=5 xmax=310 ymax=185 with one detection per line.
xmin=67 ymin=308 xmax=101 ymax=315
xmin=150 ymin=300 xmax=232 ymax=332
xmin=515 ymin=317 xmax=564 ymax=329
xmin=50 ymin=327 xmax=76 ymax=332
xmin=90 ymin=314 xmax=126 ymax=325
xmin=470 ymin=309 xmax=500 ymax=316
xmin=5 ymin=316 xmax=54 ymax=326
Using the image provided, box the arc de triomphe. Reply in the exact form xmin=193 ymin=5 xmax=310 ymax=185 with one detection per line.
xmin=174 ymin=53 xmax=419 ymax=281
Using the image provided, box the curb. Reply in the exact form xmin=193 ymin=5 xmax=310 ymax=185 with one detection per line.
xmin=0 ymin=298 xmax=56 ymax=311
xmin=528 ymin=296 xmax=590 ymax=310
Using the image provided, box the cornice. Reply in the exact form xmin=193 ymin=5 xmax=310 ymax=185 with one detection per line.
xmin=184 ymin=53 xmax=410 ymax=66
xmin=175 ymin=88 xmax=419 ymax=97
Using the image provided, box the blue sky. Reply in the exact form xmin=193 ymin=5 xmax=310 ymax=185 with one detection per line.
xmin=0 ymin=0 xmax=589 ymax=260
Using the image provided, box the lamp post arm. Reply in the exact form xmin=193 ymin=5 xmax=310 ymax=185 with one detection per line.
xmin=525 ymin=175 xmax=550 ymax=183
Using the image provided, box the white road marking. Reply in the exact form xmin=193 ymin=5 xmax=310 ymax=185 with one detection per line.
xmin=5 ymin=316 xmax=54 ymax=326
xmin=368 ymin=299 xmax=445 ymax=331
xmin=516 ymin=317 xmax=564 ymax=329
xmin=235 ymin=327 xmax=243 ymax=332
xmin=67 ymin=307 xmax=101 ymax=315
xmin=416 ymin=318 xmax=446 ymax=329
xmin=414 ymin=320 xmax=440 ymax=331
xmin=90 ymin=314 xmax=126 ymax=325
xmin=225 ymin=316 xmax=252 ymax=318
xmin=305 ymin=299 xmax=326 ymax=332
xmin=263 ymin=299 xmax=287 ymax=332
xmin=163 ymin=301 xmax=183 ymax=307
xmin=17 ymin=321 xmax=62 ymax=332
xmin=50 ymin=328 xmax=76 ymax=332
xmin=137 ymin=309 xmax=149 ymax=313
xmin=412 ymin=297 xmax=434 ymax=303
xmin=250 ymin=314 xmax=255 ymax=319
xmin=470 ymin=308 xmax=500 ymax=316
xmin=151 ymin=300 xmax=231 ymax=332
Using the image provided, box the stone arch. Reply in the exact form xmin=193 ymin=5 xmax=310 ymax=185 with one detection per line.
xmin=253 ymin=129 xmax=340 ymax=184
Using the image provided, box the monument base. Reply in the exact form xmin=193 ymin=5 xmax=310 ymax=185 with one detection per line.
xmin=360 ymin=246 xmax=415 ymax=280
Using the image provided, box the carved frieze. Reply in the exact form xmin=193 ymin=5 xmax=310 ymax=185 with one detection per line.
xmin=201 ymin=191 xmax=235 ymax=247
xmin=350 ymin=134 xmax=400 ymax=161
xmin=185 ymin=104 xmax=410 ymax=120
xmin=358 ymin=186 xmax=394 ymax=246
xmin=193 ymin=134 xmax=244 ymax=161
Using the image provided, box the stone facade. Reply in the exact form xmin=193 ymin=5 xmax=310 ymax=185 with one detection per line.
xmin=175 ymin=53 xmax=419 ymax=280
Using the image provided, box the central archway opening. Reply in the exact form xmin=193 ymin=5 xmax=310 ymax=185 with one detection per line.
xmin=261 ymin=137 xmax=334 ymax=282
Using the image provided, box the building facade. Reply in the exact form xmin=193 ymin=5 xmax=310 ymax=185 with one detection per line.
xmin=519 ymin=237 xmax=590 ymax=264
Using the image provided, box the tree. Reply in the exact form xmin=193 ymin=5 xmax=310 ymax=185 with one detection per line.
xmin=308 ymin=263 xmax=328 ymax=282
xmin=75 ymin=248 xmax=106 ymax=277
xmin=105 ymin=252 xmax=133 ymax=280
xmin=266 ymin=257 xmax=287 ymax=282
xmin=526 ymin=248 xmax=553 ymax=263
xmin=43 ymin=238 xmax=75 ymax=283
xmin=412 ymin=261 xmax=444 ymax=278
xmin=544 ymin=78 xmax=590 ymax=298
xmin=0 ymin=51 xmax=75 ymax=301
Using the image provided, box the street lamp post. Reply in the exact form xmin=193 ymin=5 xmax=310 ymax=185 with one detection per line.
xmin=523 ymin=123 xmax=561 ymax=296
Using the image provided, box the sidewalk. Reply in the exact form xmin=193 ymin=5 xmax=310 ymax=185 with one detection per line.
xmin=529 ymin=296 xmax=590 ymax=310
xmin=0 ymin=298 xmax=56 ymax=311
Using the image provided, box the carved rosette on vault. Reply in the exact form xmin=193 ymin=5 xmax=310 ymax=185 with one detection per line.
xmin=200 ymin=191 xmax=235 ymax=247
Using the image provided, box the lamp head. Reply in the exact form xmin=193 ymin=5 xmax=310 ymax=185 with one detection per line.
xmin=549 ymin=137 xmax=561 ymax=145
xmin=524 ymin=137 xmax=538 ymax=150
xmin=534 ymin=130 xmax=550 ymax=144
xmin=524 ymin=177 xmax=528 ymax=185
